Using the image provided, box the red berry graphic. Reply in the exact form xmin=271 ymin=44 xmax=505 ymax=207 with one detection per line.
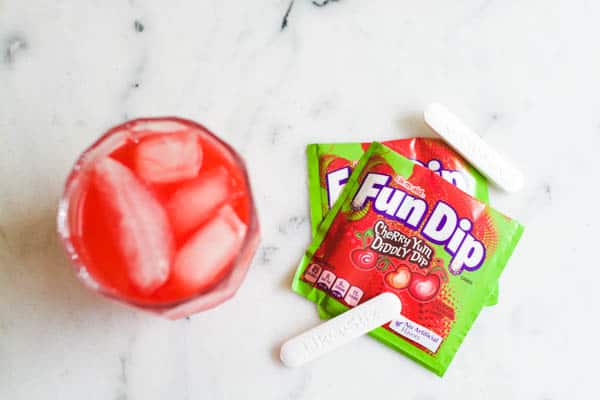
xmin=384 ymin=265 xmax=412 ymax=289
xmin=328 ymin=157 xmax=350 ymax=172
xmin=319 ymin=155 xmax=351 ymax=187
xmin=408 ymin=272 xmax=441 ymax=302
xmin=350 ymin=248 xmax=377 ymax=270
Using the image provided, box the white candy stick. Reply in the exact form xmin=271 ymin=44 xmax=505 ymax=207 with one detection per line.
xmin=280 ymin=292 xmax=401 ymax=367
xmin=424 ymin=103 xmax=524 ymax=193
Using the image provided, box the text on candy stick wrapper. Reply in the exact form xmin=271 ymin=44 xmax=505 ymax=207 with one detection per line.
xmin=300 ymin=304 xmax=388 ymax=356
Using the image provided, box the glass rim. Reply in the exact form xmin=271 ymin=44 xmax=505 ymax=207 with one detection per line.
xmin=57 ymin=116 xmax=259 ymax=311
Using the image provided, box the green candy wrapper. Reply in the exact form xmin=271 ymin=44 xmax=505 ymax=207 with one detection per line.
xmin=306 ymin=138 xmax=499 ymax=307
xmin=293 ymin=142 xmax=523 ymax=375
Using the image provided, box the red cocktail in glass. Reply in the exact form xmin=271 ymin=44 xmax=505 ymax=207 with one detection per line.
xmin=58 ymin=117 xmax=259 ymax=319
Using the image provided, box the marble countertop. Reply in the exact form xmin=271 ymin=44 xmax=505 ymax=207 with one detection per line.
xmin=1 ymin=1 xmax=598 ymax=398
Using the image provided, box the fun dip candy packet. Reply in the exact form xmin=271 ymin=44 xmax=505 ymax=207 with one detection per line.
xmin=306 ymin=138 xmax=499 ymax=307
xmin=293 ymin=142 xmax=524 ymax=375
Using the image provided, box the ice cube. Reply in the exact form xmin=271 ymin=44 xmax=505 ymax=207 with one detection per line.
xmin=166 ymin=167 xmax=231 ymax=238
xmin=94 ymin=157 xmax=174 ymax=294
xmin=162 ymin=230 xmax=258 ymax=319
xmin=134 ymin=131 xmax=202 ymax=184
xmin=170 ymin=205 xmax=247 ymax=295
